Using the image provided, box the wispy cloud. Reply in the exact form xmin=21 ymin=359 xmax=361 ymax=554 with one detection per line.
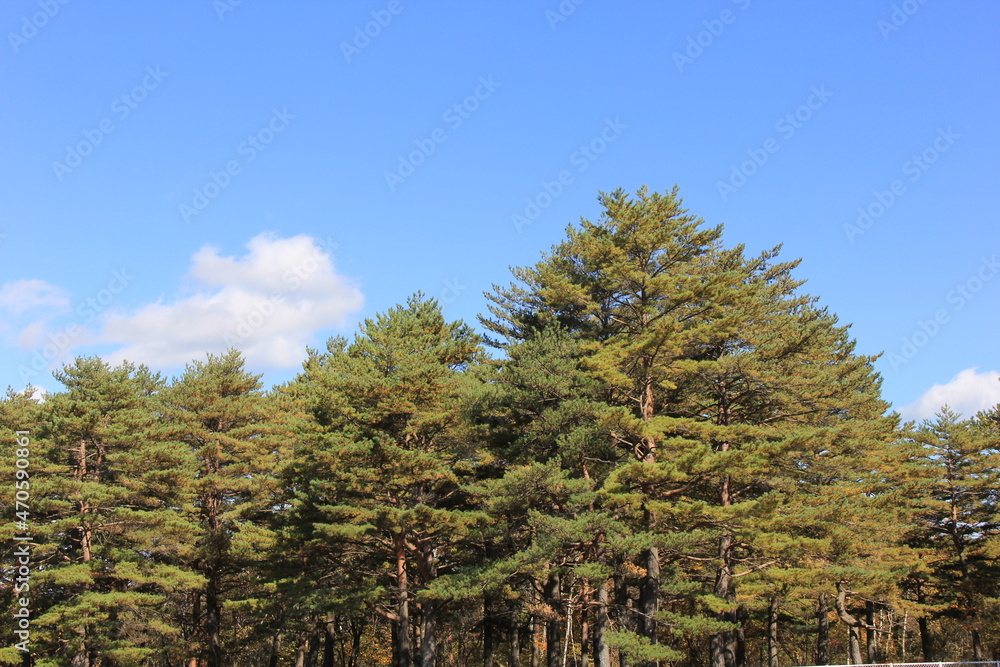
xmin=0 ymin=279 xmax=71 ymax=316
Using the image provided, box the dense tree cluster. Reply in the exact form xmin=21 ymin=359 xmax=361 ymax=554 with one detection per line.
xmin=2 ymin=188 xmax=998 ymax=666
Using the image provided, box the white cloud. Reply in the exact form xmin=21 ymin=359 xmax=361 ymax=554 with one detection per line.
xmin=898 ymin=367 xmax=1000 ymax=422
xmin=16 ymin=319 xmax=49 ymax=348
xmin=0 ymin=279 xmax=70 ymax=316
xmin=0 ymin=280 xmax=75 ymax=363
xmin=101 ymin=233 xmax=364 ymax=369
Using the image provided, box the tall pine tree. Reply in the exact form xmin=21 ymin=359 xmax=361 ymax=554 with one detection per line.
xmin=157 ymin=349 xmax=287 ymax=667
xmin=483 ymin=186 xmax=896 ymax=666
xmin=284 ymin=295 xmax=482 ymax=667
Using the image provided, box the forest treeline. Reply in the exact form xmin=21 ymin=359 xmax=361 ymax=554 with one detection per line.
xmin=2 ymin=188 xmax=998 ymax=667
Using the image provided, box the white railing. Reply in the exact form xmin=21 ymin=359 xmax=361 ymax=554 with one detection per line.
xmin=800 ymin=662 xmax=1000 ymax=667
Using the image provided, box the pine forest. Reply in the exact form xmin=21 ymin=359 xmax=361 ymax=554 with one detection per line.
xmin=2 ymin=188 xmax=998 ymax=667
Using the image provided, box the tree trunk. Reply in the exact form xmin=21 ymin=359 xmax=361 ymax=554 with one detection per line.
xmin=530 ymin=616 xmax=541 ymax=667
xmin=190 ymin=590 xmax=202 ymax=667
xmin=847 ymin=626 xmax=862 ymax=666
xmin=834 ymin=582 xmax=867 ymax=666
xmin=71 ymin=440 xmax=92 ymax=667
xmin=563 ymin=603 xmax=574 ymax=667
xmin=638 ymin=544 xmax=659 ymax=664
xmin=915 ymin=585 xmax=932 ymax=660
xmin=710 ymin=457 xmax=743 ymax=667
xmin=294 ymin=629 xmax=313 ymax=667
xmin=918 ymin=615 xmax=933 ymax=660
xmin=594 ymin=580 xmax=611 ymax=667
xmin=483 ymin=595 xmax=495 ymax=667
xmin=422 ymin=600 xmax=437 ymax=667
xmin=307 ymin=622 xmax=322 ymax=667
xmin=865 ymin=601 xmax=877 ymax=663
xmin=395 ymin=535 xmax=412 ymax=667
xmin=544 ymin=573 xmax=561 ymax=667
xmin=637 ymin=372 xmax=660 ymax=666
xmin=206 ymin=565 xmax=223 ymax=667
xmin=972 ymin=628 xmax=983 ymax=660
xmin=268 ymin=632 xmax=282 ymax=667
xmin=734 ymin=605 xmax=746 ymax=667
xmin=349 ymin=620 xmax=362 ymax=667
xmin=768 ymin=597 xmax=779 ymax=667
xmin=710 ymin=626 xmax=730 ymax=667
xmin=420 ymin=541 xmax=439 ymax=667
xmin=70 ymin=646 xmax=89 ymax=667
xmin=614 ymin=556 xmax=633 ymax=667
xmin=323 ymin=613 xmax=336 ymax=667
xmin=815 ymin=594 xmax=829 ymax=666
xmin=509 ymin=619 xmax=521 ymax=667
xmin=900 ymin=610 xmax=907 ymax=661
xmin=710 ymin=532 xmax=736 ymax=667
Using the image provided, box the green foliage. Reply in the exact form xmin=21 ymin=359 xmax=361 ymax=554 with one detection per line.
xmin=2 ymin=188 xmax=996 ymax=665
xmin=1 ymin=359 xmax=202 ymax=664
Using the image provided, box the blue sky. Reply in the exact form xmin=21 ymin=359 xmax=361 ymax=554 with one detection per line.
xmin=1 ymin=1 xmax=997 ymax=421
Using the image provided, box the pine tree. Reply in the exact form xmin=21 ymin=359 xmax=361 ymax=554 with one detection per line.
xmin=157 ymin=349 xmax=287 ymax=667
xmin=483 ymin=186 xmax=724 ymax=664
xmin=7 ymin=359 xmax=201 ymax=666
xmin=903 ymin=407 xmax=1000 ymax=659
xmin=472 ymin=317 xmax=638 ymax=666
xmin=284 ymin=295 xmax=482 ymax=667
xmin=483 ymin=186 xmax=897 ymax=666
xmin=0 ymin=387 xmax=44 ymax=667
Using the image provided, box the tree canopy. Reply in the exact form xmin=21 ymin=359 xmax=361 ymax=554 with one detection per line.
xmin=2 ymin=187 xmax=997 ymax=666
